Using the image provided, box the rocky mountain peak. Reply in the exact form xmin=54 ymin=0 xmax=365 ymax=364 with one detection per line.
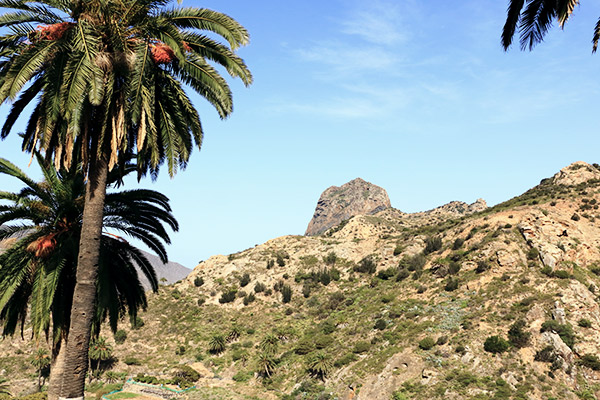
xmin=305 ymin=178 xmax=391 ymax=236
xmin=551 ymin=161 xmax=600 ymax=186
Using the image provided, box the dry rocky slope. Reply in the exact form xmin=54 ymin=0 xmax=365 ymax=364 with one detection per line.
xmin=7 ymin=161 xmax=600 ymax=400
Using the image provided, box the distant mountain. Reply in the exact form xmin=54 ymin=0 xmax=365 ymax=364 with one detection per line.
xmin=138 ymin=251 xmax=190 ymax=289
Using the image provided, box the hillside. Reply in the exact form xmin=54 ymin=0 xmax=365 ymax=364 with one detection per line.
xmin=4 ymin=162 xmax=600 ymax=400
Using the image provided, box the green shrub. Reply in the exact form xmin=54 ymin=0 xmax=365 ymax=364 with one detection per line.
xmin=578 ymin=318 xmax=592 ymax=328
xmin=123 ymin=356 xmax=141 ymax=366
xmin=399 ymin=254 xmax=426 ymax=271
xmin=448 ymin=261 xmax=461 ymax=275
xmin=219 ymin=289 xmax=237 ymax=304
xmin=352 ymin=341 xmax=371 ymax=354
xmin=334 ymin=353 xmax=358 ymax=368
xmin=354 ymin=256 xmax=376 ymax=274
xmin=393 ymin=244 xmax=404 ymax=256
xmin=266 ymin=259 xmax=275 ymax=269
xmin=423 ymin=236 xmax=443 ymax=254
xmin=281 ymin=284 xmax=292 ymax=303
xmin=254 ymin=282 xmax=266 ymax=293
xmin=319 ymin=269 xmax=331 ymax=286
xmin=193 ymin=276 xmax=204 ymax=287
xmin=276 ymin=254 xmax=286 ymax=267
xmin=396 ymin=268 xmax=410 ymax=281
xmin=173 ymin=365 xmax=200 ymax=383
xmin=508 ymin=320 xmax=530 ymax=348
xmin=571 ymin=213 xmax=580 ymax=221
xmin=374 ymin=319 xmax=387 ymax=330
xmin=526 ymin=247 xmax=539 ymax=261
xmin=452 ymin=238 xmax=464 ymax=250
xmin=132 ymin=316 xmax=144 ymax=329
xmin=436 ymin=335 xmax=448 ymax=346
xmin=232 ymin=370 xmax=251 ymax=382
xmin=377 ymin=267 xmax=397 ymax=280
xmin=302 ymin=282 xmax=311 ymax=298
xmin=483 ymin=335 xmax=510 ymax=353
xmin=243 ymin=293 xmax=256 ymax=306
xmin=197 ymin=298 xmax=205 ymax=306
xmin=578 ymin=354 xmax=600 ymax=371
xmin=323 ymin=251 xmax=337 ymax=265
xmin=476 ymin=261 xmax=491 ymax=273
xmin=314 ymin=334 xmax=334 ymax=349
xmin=541 ymin=320 xmax=575 ymax=349
xmin=113 ymin=330 xmax=127 ymax=345
xmin=418 ymin=337 xmax=435 ymax=350
xmin=444 ymin=278 xmax=459 ymax=292
xmin=239 ymin=273 xmax=251 ymax=287
xmin=294 ymin=339 xmax=314 ymax=355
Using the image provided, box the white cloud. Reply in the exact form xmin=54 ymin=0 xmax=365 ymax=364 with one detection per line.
xmin=340 ymin=1 xmax=408 ymax=45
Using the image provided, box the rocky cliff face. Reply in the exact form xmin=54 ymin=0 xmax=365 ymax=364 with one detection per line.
xmin=305 ymin=178 xmax=391 ymax=236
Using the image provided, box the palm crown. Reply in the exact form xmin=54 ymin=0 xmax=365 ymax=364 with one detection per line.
xmin=0 ymin=154 xmax=178 ymax=342
xmin=0 ymin=0 xmax=252 ymax=176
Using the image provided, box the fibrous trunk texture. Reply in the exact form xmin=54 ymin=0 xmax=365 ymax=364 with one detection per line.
xmin=59 ymin=155 xmax=108 ymax=400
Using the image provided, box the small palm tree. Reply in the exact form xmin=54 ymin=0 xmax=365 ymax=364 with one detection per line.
xmin=308 ymin=352 xmax=332 ymax=381
xmin=88 ymin=337 xmax=112 ymax=380
xmin=226 ymin=325 xmax=242 ymax=343
xmin=208 ymin=334 xmax=226 ymax=355
xmin=31 ymin=348 xmax=51 ymax=391
xmin=256 ymin=353 xmax=276 ymax=378
xmin=259 ymin=334 xmax=279 ymax=356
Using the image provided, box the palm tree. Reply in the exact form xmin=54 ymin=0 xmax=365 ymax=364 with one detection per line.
xmin=88 ymin=336 xmax=112 ymax=380
xmin=307 ymin=352 xmax=332 ymax=381
xmin=501 ymin=0 xmax=600 ymax=52
xmin=0 ymin=1 xmax=251 ymax=397
xmin=256 ymin=353 xmax=276 ymax=378
xmin=208 ymin=334 xmax=226 ymax=355
xmin=31 ymin=348 xmax=51 ymax=391
xmin=0 ymin=155 xmax=177 ymax=399
xmin=259 ymin=333 xmax=279 ymax=356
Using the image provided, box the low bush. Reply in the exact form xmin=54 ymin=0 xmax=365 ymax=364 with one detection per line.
xmin=578 ymin=354 xmax=600 ymax=371
xmin=444 ymin=278 xmax=459 ymax=292
xmin=354 ymin=256 xmax=377 ymax=274
xmin=239 ymin=273 xmax=251 ymax=287
xmin=423 ymin=236 xmax=443 ymax=255
xmin=352 ymin=341 xmax=371 ymax=354
xmin=281 ymin=284 xmax=292 ymax=303
xmin=113 ymin=330 xmax=127 ymax=345
xmin=452 ymin=238 xmax=464 ymax=250
xmin=578 ymin=318 xmax=592 ymax=328
xmin=374 ymin=319 xmax=387 ymax=330
xmin=483 ymin=335 xmax=510 ymax=354
xmin=508 ymin=320 xmax=530 ymax=348
xmin=193 ymin=276 xmax=204 ymax=287
xmin=219 ymin=289 xmax=237 ymax=304
xmin=476 ymin=261 xmax=491 ymax=273
xmin=418 ymin=337 xmax=435 ymax=350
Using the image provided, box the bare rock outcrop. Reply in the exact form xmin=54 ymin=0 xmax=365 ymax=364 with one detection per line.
xmin=305 ymin=178 xmax=391 ymax=236
xmin=551 ymin=161 xmax=600 ymax=186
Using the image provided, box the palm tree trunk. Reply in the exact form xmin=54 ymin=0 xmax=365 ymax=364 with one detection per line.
xmin=58 ymin=154 xmax=109 ymax=400
xmin=48 ymin=337 xmax=67 ymax=400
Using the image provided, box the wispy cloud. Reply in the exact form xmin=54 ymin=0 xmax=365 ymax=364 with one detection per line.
xmin=340 ymin=1 xmax=408 ymax=45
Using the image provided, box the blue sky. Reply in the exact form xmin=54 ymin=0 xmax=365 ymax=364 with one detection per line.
xmin=2 ymin=0 xmax=600 ymax=268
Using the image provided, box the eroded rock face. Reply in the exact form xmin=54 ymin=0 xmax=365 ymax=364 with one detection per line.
xmin=305 ymin=178 xmax=391 ymax=236
xmin=551 ymin=161 xmax=600 ymax=186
